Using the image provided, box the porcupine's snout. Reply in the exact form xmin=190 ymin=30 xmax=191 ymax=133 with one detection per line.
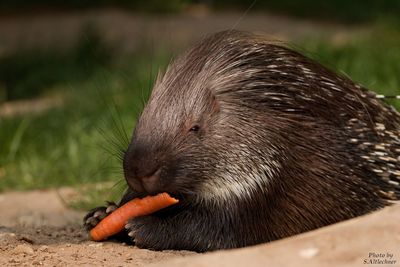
xmin=123 ymin=145 xmax=162 ymax=194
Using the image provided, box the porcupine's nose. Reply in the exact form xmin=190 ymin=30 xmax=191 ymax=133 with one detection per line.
xmin=123 ymin=144 xmax=162 ymax=194
xmin=137 ymin=168 xmax=161 ymax=194
xmin=124 ymin=163 xmax=162 ymax=194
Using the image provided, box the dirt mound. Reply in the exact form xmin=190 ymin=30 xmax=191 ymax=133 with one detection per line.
xmin=150 ymin=204 xmax=400 ymax=267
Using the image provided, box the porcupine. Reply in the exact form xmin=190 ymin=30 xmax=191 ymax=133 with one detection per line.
xmin=84 ymin=30 xmax=400 ymax=252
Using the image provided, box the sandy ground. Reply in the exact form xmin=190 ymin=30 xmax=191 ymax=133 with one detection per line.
xmin=0 ymin=189 xmax=399 ymax=267
xmin=0 ymin=227 xmax=193 ymax=266
xmin=0 ymin=189 xmax=194 ymax=266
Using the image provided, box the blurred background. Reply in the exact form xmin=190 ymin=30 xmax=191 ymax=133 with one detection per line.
xmin=0 ymin=0 xmax=399 ymax=209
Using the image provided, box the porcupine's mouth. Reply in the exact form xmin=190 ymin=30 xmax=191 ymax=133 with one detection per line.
xmin=169 ymin=192 xmax=185 ymax=202
xmin=162 ymin=184 xmax=192 ymax=206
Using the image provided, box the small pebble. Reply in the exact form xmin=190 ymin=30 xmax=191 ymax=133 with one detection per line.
xmin=12 ymin=244 xmax=34 ymax=255
xmin=88 ymin=243 xmax=103 ymax=247
xmin=0 ymin=232 xmax=16 ymax=239
xmin=299 ymin=247 xmax=319 ymax=259
xmin=38 ymin=245 xmax=49 ymax=252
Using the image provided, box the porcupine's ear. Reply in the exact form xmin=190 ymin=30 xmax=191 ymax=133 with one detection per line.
xmin=210 ymin=94 xmax=220 ymax=116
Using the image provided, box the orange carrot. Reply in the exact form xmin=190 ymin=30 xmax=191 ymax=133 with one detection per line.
xmin=90 ymin=192 xmax=179 ymax=241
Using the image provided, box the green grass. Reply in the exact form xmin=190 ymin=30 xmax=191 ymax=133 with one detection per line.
xmin=0 ymin=22 xmax=399 ymax=209
xmin=0 ymin=52 xmax=170 ymax=208
xmin=0 ymin=26 xmax=112 ymax=102
xmin=299 ymin=21 xmax=400 ymax=107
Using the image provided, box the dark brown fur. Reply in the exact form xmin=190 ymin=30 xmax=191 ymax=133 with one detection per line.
xmin=85 ymin=30 xmax=400 ymax=252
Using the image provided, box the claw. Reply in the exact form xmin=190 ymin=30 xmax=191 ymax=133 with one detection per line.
xmin=125 ymin=223 xmax=133 ymax=230
xmin=106 ymin=205 xmax=117 ymax=214
xmin=95 ymin=211 xmax=107 ymax=220
xmin=85 ymin=216 xmax=99 ymax=227
xmin=128 ymin=231 xmax=135 ymax=237
xmin=93 ymin=210 xmax=105 ymax=218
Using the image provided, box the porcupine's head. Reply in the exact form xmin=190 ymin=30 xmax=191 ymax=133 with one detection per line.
xmin=122 ymin=31 xmax=287 ymax=202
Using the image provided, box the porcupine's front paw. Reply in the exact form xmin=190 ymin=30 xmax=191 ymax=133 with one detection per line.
xmin=83 ymin=201 xmax=118 ymax=231
xmin=125 ymin=216 xmax=166 ymax=250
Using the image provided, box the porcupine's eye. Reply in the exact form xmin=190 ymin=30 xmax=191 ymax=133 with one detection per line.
xmin=189 ymin=125 xmax=200 ymax=133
